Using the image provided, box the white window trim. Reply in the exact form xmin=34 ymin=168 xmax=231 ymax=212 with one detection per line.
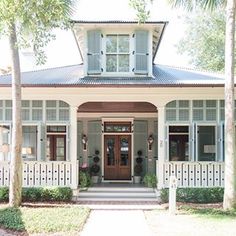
xmin=101 ymin=29 xmax=135 ymax=76
xmin=166 ymin=123 xmax=190 ymax=162
xmin=196 ymin=123 xmax=217 ymax=162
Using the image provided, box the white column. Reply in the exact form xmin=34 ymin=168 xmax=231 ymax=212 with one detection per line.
xmin=70 ymin=106 xmax=78 ymax=189
xmin=157 ymin=106 xmax=165 ymax=189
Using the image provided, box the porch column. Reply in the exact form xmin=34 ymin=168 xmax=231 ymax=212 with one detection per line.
xmin=157 ymin=106 xmax=165 ymax=189
xmin=70 ymin=106 xmax=78 ymax=189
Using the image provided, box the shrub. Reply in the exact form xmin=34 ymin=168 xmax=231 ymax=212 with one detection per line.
xmin=134 ymin=164 xmax=143 ymax=175
xmin=160 ymin=187 xmax=224 ymax=204
xmin=22 ymin=187 xmax=43 ymax=202
xmin=0 ymin=187 xmax=9 ymax=202
xmin=90 ymin=164 xmax=100 ymax=175
xmin=79 ymin=171 xmax=91 ymax=188
xmin=0 ymin=187 xmax=72 ymax=202
xmin=143 ymin=173 xmax=157 ymax=188
xmin=41 ymin=187 xmax=72 ymax=202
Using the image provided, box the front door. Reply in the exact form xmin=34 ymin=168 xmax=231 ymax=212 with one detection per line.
xmin=104 ymin=135 xmax=131 ymax=180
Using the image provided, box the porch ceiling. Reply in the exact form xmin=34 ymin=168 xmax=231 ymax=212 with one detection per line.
xmin=77 ymin=102 xmax=157 ymax=113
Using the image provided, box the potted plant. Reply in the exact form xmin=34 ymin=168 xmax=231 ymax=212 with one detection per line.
xmin=133 ymin=150 xmax=143 ymax=184
xmin=90 ymin=163 xmax=100 ymax=184
xmin=90 ymin=150 xmax=100 ymax=184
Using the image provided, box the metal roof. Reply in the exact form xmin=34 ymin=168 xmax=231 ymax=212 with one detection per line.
xmin=0 ymin=64 xmax=225 ymax=87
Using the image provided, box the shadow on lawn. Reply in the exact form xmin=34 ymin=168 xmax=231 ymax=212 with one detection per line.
xmin=0 ymin=207 xmax=29 ymax=235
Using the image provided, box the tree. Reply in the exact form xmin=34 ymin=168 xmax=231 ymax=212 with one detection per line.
xmin=129 ymin=0 xmax=153 ymax=22
xmin=168 ymin=0 xmax=236 ymax=210
xmin=0 ymin=0 xmax=75 ymax=207
xmin=0 ymin=66 xmax=12 ymax=75
xmin=177 ymin=10 xmax=226 ymax=72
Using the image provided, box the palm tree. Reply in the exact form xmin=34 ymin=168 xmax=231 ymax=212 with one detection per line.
xmin=168 ymin=0 xmax=236 ymax=210
xmin=0 ymin=0 xmax=75 ymax=207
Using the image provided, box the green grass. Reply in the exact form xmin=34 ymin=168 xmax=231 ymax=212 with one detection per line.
xmin=0 ymin=205 xmax=90 ymax=234
xmin=145 ymin=206 xmax=236 ymax=236
xmin=179 ymin=205 xmax=236 ymax=218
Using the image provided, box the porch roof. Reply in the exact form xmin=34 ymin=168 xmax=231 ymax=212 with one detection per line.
xmin=0 ymin=64 xmax=225 ymax=87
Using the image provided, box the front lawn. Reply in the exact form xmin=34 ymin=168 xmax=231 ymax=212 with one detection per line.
xmin=145 ymin=204 xmax=236 ymax=236
xmin=0 ymin=204 xmax=90 ymax=234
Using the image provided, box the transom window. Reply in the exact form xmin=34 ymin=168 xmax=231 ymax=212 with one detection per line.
xmin=106 ymin=34 xmax=130 ymax=72
xmin=104 ymin=122 xmax=131 ymax=133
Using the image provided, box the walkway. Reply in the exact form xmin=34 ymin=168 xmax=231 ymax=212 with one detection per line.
xmin=80 ymin=210 xmax=155 ymax=236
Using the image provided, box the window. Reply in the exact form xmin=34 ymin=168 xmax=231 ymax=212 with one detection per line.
xmin=197 ymin=126 xmax=216 ymax=161
xmin=106 ymin=34 xmax=130 ymax=72
xmin=104 ymin=122 xmax=131 ymax=133
xmin=46 ymin=126 xmax=66 ymax=161
xmin=0 ymin=125 xmax=10 ymax=161
xmin=169 ymin=126 xmax=189 ymax=161
xmin=22 ymin=126 xmax=37 ymax=160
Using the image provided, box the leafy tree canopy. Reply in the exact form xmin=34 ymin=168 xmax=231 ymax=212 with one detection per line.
xmin=177 ymin=10 xmax=229 ymax=72
xmin=0 ymin=0 xmax=75 ymax=64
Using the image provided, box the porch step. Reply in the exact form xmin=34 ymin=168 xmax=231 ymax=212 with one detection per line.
xmin=73 ymin=184 xmax=160 ymax=204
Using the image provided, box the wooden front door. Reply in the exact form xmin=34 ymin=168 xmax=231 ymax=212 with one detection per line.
xmin=104 ymin=135 xmax=131 ymax=180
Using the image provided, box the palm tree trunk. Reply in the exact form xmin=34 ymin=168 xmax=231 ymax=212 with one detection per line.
xmin=223 ymin=0 xmax=236 ymax=210
xmin=8 ymin=22 xmax=23 ymax=207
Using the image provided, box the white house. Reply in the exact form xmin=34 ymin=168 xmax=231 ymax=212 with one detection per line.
xmin=0 ymin=21 xmax=226 ymax=190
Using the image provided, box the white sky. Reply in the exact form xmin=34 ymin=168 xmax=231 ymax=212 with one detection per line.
xmin=0 ymin=0 xmax=189 ymax=72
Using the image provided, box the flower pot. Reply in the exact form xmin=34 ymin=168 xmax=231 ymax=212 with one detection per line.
xmin=133 ymin=176 xmax=141 ymax=184
xmin=91 ymin=176 xmax=100 ymax=184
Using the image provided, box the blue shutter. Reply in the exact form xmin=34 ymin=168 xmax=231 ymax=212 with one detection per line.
xmin=87 ymin=30 xmax=101 ymax=74
xmin=135 ymin=30 xmax=149 ymax=74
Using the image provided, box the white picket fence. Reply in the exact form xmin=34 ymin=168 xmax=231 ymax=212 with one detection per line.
xmin=157 ymin=161 xmax=225 ymax=188
xmin=0 ymin=161 xmax=78 ymax=187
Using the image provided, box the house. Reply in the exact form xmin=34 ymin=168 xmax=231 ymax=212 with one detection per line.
xmin=0 ymin=21 xmax=226 ymax=190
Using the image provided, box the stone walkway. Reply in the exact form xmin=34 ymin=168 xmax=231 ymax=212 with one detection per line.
xmin=80 ymin=210 xmax=155 ymax=236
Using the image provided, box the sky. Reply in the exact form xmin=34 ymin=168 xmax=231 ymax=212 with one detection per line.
xmin=0 ymin=0 xmax=189 ymax=72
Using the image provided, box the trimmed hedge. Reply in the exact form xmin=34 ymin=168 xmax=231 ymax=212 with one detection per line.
xmin=160 ymin=187 xmax=224 ymax=203
xmin=0 ymin=187 xmax=9 ymax=202
xmin=0 ymin=187 xmax=72 ymax=202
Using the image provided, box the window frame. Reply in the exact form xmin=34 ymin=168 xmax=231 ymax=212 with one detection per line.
xmin=101 ymin=30 xmax=134 ymax=75
xmin=196 ymin=123 xmax=217 ymax=162
xmin=166 ymin=124 xmax=190 ymax=162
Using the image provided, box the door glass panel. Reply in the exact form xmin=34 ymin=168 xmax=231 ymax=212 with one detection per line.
xmin=120 ymin=137 xmax=129 ymax=166
xmin=56 ymin=137 xmax=65 ymax=161
xmin=106 ymin=138 xmax=115 ymax=166
xmin=46 ymin=137 xmax=51 ymax=161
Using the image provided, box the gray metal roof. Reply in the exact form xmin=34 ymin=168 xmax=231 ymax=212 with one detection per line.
xmin=0 ymin=64 xmax=225 ymax=87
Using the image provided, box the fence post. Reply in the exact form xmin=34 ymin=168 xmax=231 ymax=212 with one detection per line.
xmin=169 ymin=175 xmax=177 ymax=215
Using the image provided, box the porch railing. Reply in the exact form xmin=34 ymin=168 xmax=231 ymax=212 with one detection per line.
xmin=156 ymin=161 xmax=224 ymax=188
xmin=0 ymin=161 xmax=79 ymax=188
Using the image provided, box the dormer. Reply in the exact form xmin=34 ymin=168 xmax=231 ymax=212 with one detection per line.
xmin=72 ymin=21 xmax=167 ymax=77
